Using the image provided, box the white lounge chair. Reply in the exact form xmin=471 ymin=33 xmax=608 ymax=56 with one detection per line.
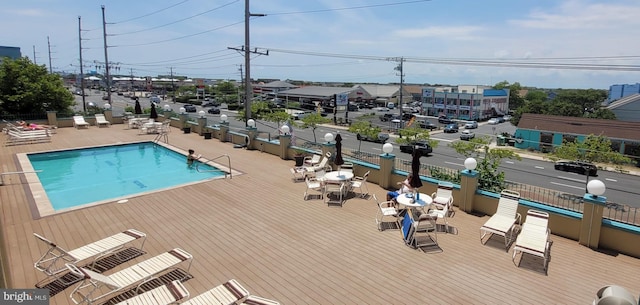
xmin=512 ymin=209 xmax=551 ymax=274
xmin=182 ymin=279 xmax=250 ymax=305
xmin=5 ymin=128 xmax=51 ymax=146
xmin=480 ymin=190 xmax=522 ymax=251
xmin=95 ymin=114 xmax=111 ymax=127
xmin=240 ymin=295 xmax=282 ymax=305
xmin=33 ymin=229 xmax=147 ymax=284
xmin=303 ymin=154 xmax=321 ymax=166
xmin=67 ymin=248 xmax=193 ymax=304
xmin=303 ymin=152 xmax=331 ymax=173
xmin=73 ymin=116 xmax=90 ymax=129
xmin=114 ymin=280 xmax=189 ymax=305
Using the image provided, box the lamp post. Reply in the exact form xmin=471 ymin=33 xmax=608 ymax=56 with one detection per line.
xmin=324 ymin=132 xmax=334 ymax=144
xmin=220 ymin=114 xmax=228 ymax=124
xmin=281 ymin=125 xmax=290 ymax=135
xmin=464 ymin=157 xmax=477 ymax=173
xmin=198 ymin=110 xmax=206 ymax=118
xmin=179 ymin=107 xmax=186 ymax=114
xmin=382 ymin=143 xmax=393 ymax=156
xmin=247 ymin=119 xmax=256 ymax=129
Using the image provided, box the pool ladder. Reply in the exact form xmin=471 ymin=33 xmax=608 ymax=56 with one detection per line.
xmin=0 ymin=170 xmax=42 ymax=186
xmin=196 ymin=154 xmax=232 ymax=179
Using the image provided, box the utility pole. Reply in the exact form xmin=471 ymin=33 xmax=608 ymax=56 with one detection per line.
xmin=388 ymin=57 xmax=405 ymax=133
xmin=78 ymin=16 xmax=87 ymax=112
xmin=101 ymin=5 xmax=112 ymax=105
xmin=243 ymin=0 xmax=266 ymax=125
xmin=169 ymin=67 xmax=175 ymax=101
xmin=47 ymin=36 xmax=53 ymax=73
xmin=32 ymin=45 xmax=37 ymax=64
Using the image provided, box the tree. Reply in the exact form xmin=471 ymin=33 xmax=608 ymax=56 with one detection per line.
xmin=586 ymin=108 xmax=616 ymax=120
xmin=494 ymin=81 xmax=525 ymax=111
xmin=236 ymin=101 xmax=272 ymax=122
xmin=449 ymin=136 xmax=521 ymax=192
xmin=550 ymin=134 xmax=632 ymax=165
xmin=348 ymin=121 xmax=382 ymax=151
xmin=395 ymin=126 xmax=438 ymax=149
xmin=0 ymin=57 xmax=74 ymax=116
xmin=296 ymin=113 xmax=331 ymax=143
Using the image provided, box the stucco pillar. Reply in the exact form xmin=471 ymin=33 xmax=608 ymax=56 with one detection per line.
xmin=579 ymin=193 xmax=606 ymax=249
xmin=46 ymin=111 xmax=58 ymax=127
xmin=103 ymin=109 xmax=113 ymax=123
xmin=246 ymin=126 xmax=257 ymax=150
xmin=219 ymin=123 xmax=229 ymax=142
xmin=197 ymin=117 xmax=207 ymax=136
xmin=379 ymin=153 xmax=395 ymax=190
xmin=279 ymin=134 xmax=291 ymax=160
xmin=460 ymin=169 xmax=479 ymax=213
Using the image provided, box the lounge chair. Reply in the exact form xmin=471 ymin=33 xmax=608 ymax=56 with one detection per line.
xmin=240 ymin=295 xmax=282 ymax=305
xmin=114 ymin=280 xmax=189 ymax=305
xmin=480 ymin=190 xmax=522 ymax=251
xmin=33 ymin=229 xmax=147 ymax=284
xmin=95 ymin=114 xmax=111 ymax=127
xmin=290 ymin=167 xmax=306 ymax=182
xmin=67 ymin=248 xmax=193 ymax=304
xmin=73 ymin=116 xmax=90 ymax=129
xmin=5 ymin=128 xmax=52 ymax=146
xmin=181 ymin=279 xmax=250 ymax=305
xmin=303 ymin=152 xmax=331 ymax=173
xmin=303 ymin=154 xmax=321 ymax=166
xmin=512 ymin=209 xmax=551 ymax=274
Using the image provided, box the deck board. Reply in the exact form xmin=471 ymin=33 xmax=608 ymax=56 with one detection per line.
xmin=1 ymin=126 xmax=639 ymax=304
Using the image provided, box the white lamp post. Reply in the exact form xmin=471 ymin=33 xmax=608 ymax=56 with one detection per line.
xmin=198 ymin=110 xmax=206 ymax=118
xmin=281 ymin=125 xmax=290 ymax=135
xmin=220 ymin=114 xmax=228 ymax=123
xmin=163 ymin=104 xmax=171 ymax=112
xmin=382 ymin=143 xmax=393 ymax=156
xmin=324 ymin=132 xmax=334 ymax=144
xmin=464 ymin=157 xmax=477 ymax=172
xmin=179 ymin=107 xmax=186 ymax=114
xmin=103 ymin=103 xmax=111 ymax=110
xmin=247 ymin=119 xmax=256 ymax=128
xmin=587 ymin=179 xmax=606 ymax=198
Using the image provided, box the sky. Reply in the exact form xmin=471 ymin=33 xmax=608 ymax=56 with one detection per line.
xmin=3 ymin=0 xmax=640 ymax=89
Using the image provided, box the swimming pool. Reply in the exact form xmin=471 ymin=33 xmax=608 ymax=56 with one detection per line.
xmin=24 ymin=142 xmax=226 ymax=212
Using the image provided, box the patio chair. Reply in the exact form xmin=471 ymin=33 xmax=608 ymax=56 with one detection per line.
xmin=431 ymin=181 xmax=454 ymax=216
xmin=593 ymin=285 xmax=638 ymax=305
xmin=73 ymin=116 xmax=90 ymax=129
xmin=324 ymin=181 xmax=346 ymax=206
xmin=181 ymin=279 xmax=250 ymax=305
xmin=304 ymin=176 xmax=324 ymax=200
xmin=114 ymin=280 xmax=189 ymax=305
xmin=67 ymin=248 xmax=193 ymax=305
xmin=373 ymin=194 xmax=400 ymax=231
xmin=427 ymin=202 xmax=450 ymax=233
xmin=350 ymin=171 xmax=370 ymax=198
xmin=33 ymin=229 xmax=147 ymax=285
xmin=290 ymin=167 xmax=306 ymax=182
xmin=94 ymin=114 xmax=111 ymax=127
xmin=240 ymin=295 xmax=282 ymax=305
xmin=303 ymin=154 xmax=321 ymax=166
xmin=512 ymin=209 xmax=551 ymax=274
xmin=5 ymin=128 xmax=52 ymax=146
xmin=480 ymin=190 xmax=522 ymax=251
xmin=303 ymin=152 xmax=331 ymax=173
xmin=413 ymin=211 xmax=438 ymax=250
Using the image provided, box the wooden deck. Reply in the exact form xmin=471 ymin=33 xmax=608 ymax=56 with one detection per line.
xmin=1 ymin=126 xmax=639 ymax=304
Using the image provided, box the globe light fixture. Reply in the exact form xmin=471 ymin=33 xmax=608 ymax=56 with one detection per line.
xmin=464 ymin=157 xmax=477 ymax=171
xmin=220 ymin=114 xmax=228 ymax=123
xmin=382 ymin=143 xmax=393 ymax=156
xmin=281 ymin=125 xmax=290 ymax=135
xmin=324 ymin=132 xmax=334 ymax=143
xmin=587 ymin=179 xmax=606 ymax=197
xmin=198 ymin=110 xmax=206 ymax=118
xmin=103 ymin=103 xmax=111 ymax=110
xmin=179 ymin=107 xmax=186 ymax=114
xmin=247 ymin=119 xmax=256 ymax=128
xmin=163 ymin=104 xmax=171 ymax=111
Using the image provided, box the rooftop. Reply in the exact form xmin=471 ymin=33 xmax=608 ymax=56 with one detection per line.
xmin=1 ymin=126 xmax=639 ymax=304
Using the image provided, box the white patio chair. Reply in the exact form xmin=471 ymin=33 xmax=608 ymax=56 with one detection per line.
xmin=413 ymin=211 xmax=438 ymax=250
xmin=290 ymin=167 xmax=305 ymax=182
xmin=303 ymin=154 xmax=321 ymax=166
xmin=512 ymin=209 xmax=551 ymax=274
xmin=427 ymin=202 xmax=450 ymax=233
xmin=324 ymin=181 xmax=346 ymax=206
xmin=480 ymin=190 xmax=522 ymax=251
xmin=350 ymin=171 xmax=370 ymax=198
xmin=304 ymin=176 xmax=323 ymax=200
xmin=73 ymin=116 xmax=90 ymax=129
xmin=373 ymin=194 xmax=400 ymax=231
xmin=431 ymin=181 xmax=454 ymax=216
xmin=94 ymin=114 xmax=111 ymax=127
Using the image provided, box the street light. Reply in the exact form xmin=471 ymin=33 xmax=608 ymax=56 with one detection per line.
xmin=198 ymin=110 xmax=206 ymax=118
xmin=163 ymin=104 xmax=171 ymax=112
xmin=179 ymin=107 xmax=186 ymax=114
xmin=464 ymin=157 xmax=477 ymax=173
xmin=324 ymin=132 xmax=334 ymax=144
xmin=281 ymin=125 xmax=290 ymax=135
xmin=103 ymin=103 xmax=111 ymax=110
xmin=587 ymin=179 xmax=606 ymax=198
xmin=247 ymin=119 xmax=256 ymax=128
xmin=220 ymin=114 xmax=228 ymax=123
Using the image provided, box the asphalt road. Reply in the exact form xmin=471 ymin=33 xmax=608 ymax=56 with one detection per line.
xmin=74 ymin=91 xmax=640 ymax=207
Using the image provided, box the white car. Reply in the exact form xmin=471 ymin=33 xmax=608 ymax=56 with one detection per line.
xmin=487 ymin=118 xmax=500 ymax=125
xmin=374 ymin=107 xmax=390 ymax=112
xmin=464 ymin=121 xmax=478 ymax=129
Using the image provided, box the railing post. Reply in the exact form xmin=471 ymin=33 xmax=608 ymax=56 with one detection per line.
xmin=579 ymin=193 xmax=606 ymax=249
xmin=46 ymin=111 xmax=58 ymax=127
xmin=246 ymin=126 xmax=257 ymax=150
xmin=459 ymin=168 xmax=479 ymax=213
xmin=379 ymin=152 xmax=395 ymax=190
xmin=219 ymin=123 xmax=229 ymax=142
xmin=197 ymin=117 xmax=207 ymax=136
xmin=279 ymin=134 xmax=291 ymax=160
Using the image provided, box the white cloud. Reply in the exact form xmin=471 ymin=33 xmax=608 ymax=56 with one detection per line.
xmin=393 ymin=26 xmax=483 ymax=40
xmin=510 ymin=1 xmax=640 ymax=30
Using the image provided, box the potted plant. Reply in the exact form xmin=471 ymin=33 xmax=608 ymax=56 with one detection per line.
xmin=293 ymin=148 xmax=307 ymax=167
xmin=182 ymin=121 xmax=191 ymax=134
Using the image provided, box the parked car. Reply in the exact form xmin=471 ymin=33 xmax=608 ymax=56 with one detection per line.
xmin=374 ymin=106 xmax=390 ymax=112
xmin=554 ymin=160 xmax=598 ymax=176
xmin=399 ymin=141 xmax=433 ymax=156
xmin=464 ymin=121 xmax=478 ymax=129
xmin=183 ymin=104 xmax=197 ymax=112
xmin=207 ymin=107 xmax=221 ymax=114
xmin=460 ymin=130 xmax=475 ymax=140
xmin=347 ymin=103 xmax=359 ymax=111
xmin=488 ymin=118 xmax=500 ymax=125
xmin=418 ymin=120 xmax=438 ymax=130
xmin=380 ymin=113 xmax=399 ymax=122
xmin=444 ymin=123 xmax=459 ymax=133
xmin=202 ymin=101 xmax=220 ymax=107
xmin=356 ymin=132 xmax=389 ymax=143
xmin=438 ymin=116 xmax=454 ymax=124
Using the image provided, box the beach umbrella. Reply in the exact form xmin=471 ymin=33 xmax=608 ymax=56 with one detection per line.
xmin=150 ymin=103 xmax=158 ymax=119
xmin=134 ymin=99 xmax=142 ymax=116
xmin=409 ymin=148 xmax=423 ymax=189
xmin=334 ymin=133 xmax=344 ymax=168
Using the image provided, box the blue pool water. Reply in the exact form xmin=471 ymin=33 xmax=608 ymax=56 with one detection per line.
xmin=27 ymin=142 xmax=225 ymax=210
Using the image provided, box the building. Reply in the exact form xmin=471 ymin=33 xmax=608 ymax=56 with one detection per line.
xmin=608 ymin=83 xmax=640 ymax=102
xmin=605 ymin=93 xmax=640 ymax=122
xmin=0 ymin=46 xmax=21 ymax=61
xmin=513 ymin=113 xmax=640 ymax=159
xmin=422 ymin=86 xmax=510 ymax=121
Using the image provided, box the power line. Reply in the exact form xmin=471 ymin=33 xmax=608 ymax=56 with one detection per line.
xmin=112 ymin=0 xmax=190 ymax=24
xmin=268 ymin=0 xmax=432 ymax=16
